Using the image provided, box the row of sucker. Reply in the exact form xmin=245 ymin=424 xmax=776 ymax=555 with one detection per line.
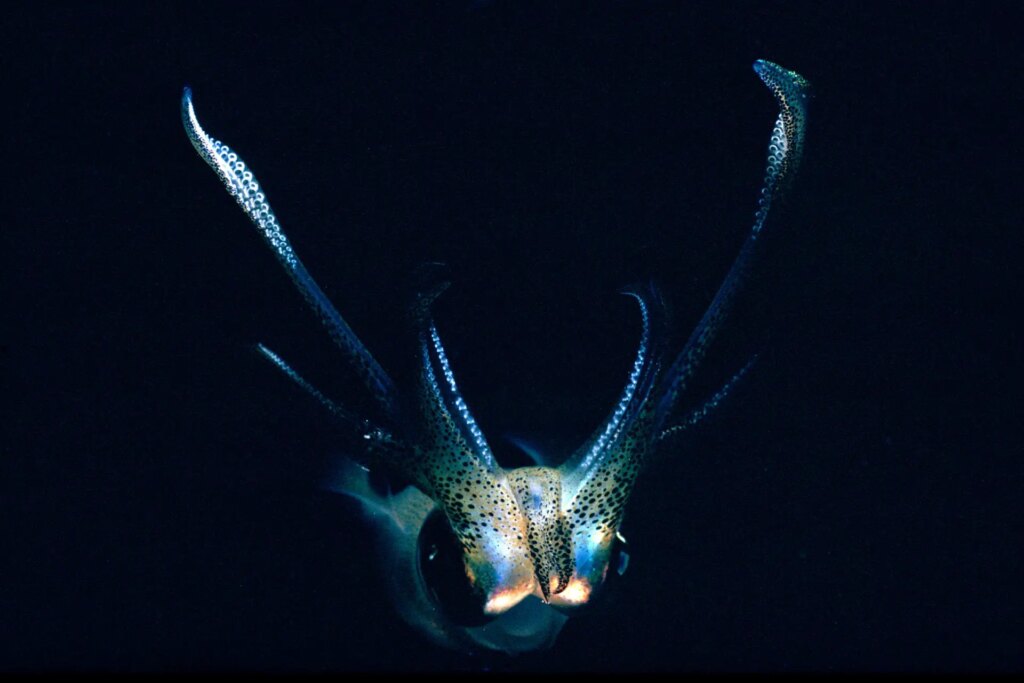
xmin=751 ymin=59 xmax=810 ymax=236
xmin=181 ymin=88 xmax=399 ymax=421
xmin=429 ymin=324 xmax=497 ymax=471
xmin=653 ymin=60 xmax=810 ymax=427
xmin=404 ymin=298 xmax=534 ymax=604
xmin=576 ymin=292 xmax=651 ymax=473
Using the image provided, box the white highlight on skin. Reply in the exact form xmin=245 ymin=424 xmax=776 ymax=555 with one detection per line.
xmin=753 ymin=113 xmax=788 ymax=237
xmin=182 ymin=90 xmax=297 ymax=268
xmin=578 ymin=293 xmax=650 ymax=472
xmin=429 ymin=323 xmax=494 ymax=467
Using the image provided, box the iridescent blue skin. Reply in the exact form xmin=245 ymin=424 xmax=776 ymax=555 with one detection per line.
xmin=182 ymin=59 xmax=810 ymax=654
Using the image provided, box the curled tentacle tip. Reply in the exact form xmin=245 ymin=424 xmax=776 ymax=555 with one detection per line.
xmin=411 ymin=261 xmax=452 ymax=295
xmin=617 ymin=282 xmax=640 ymax=297
xmin=412 ymin=279 xmax=452 ymax=321
xmin=424 ymin=279 xmax=452 ymax=299
xmin=618 ymin=288 xmax=642 ymax=302
xmin=752 ymin=59 xmax=812 ymax=95
xmin=618 ymin=279 xmax=659 ymax=297
xmin=753 ymin=58 xmax=786 ymax=74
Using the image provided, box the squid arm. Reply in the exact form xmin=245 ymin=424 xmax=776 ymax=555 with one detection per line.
xmin=653 ymin=60 xmax=810 ymax=427
xmin=254 ymin=342 xmax=404 ymax=453
xmin=558 ymin=61 xmax=811 ymax=575
xmin=181 ymin=88 xmax=400 ymax=423
xmin=181 ymin=92 xmax=518 ymax=592
xmin=656 ymin=353 xmax=758 ymax=443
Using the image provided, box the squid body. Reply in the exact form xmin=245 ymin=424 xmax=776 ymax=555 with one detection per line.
xmin=182 ymin=59 xmax=810 ymax=654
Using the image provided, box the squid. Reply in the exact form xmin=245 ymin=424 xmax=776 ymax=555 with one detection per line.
xmin=182 ymin=59 xmax=810 ymax=654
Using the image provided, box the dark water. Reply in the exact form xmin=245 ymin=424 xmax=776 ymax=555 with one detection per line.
xmin=4 ymin=1 xmax=1020 ymax=672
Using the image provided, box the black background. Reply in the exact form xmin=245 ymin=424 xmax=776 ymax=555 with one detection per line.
xmin=3 ymin=0 xmax=1020 ymax=672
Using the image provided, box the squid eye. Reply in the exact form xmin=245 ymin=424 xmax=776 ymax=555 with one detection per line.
xmin=417 ymin=509 xmax=494 ymax=627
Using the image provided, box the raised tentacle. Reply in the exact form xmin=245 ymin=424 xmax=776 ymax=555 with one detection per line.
xmin=560 ymin=283 xmax=666 ymax=490
xmin=559 ymin=62 xmax=809 ymax=592
xmin=254 ymin=343 xmax=403 ymax=455
xmin=653 ymin=60 xmax=809 ymax=428
xmin=656 ymin=354 xmax=758 ymax=443
xmin=256 ymin=343 xmax=364 ymax=425
xmin=400 ymin=286 xmax=537 ymax=613
xmin=426 ymin=321 xmax=498 ymax=471
xmin=181 ymin=88 xmax=399 ymax=420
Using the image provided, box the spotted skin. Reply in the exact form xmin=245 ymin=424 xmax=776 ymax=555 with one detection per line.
xmin=507 ymin=467 xmax=574 ymax=600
